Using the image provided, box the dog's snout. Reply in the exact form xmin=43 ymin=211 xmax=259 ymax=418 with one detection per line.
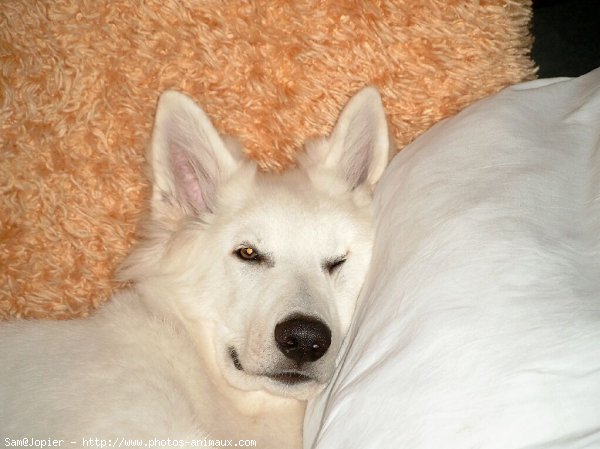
xmin=274 ymin=315 xmax=332 ymax=363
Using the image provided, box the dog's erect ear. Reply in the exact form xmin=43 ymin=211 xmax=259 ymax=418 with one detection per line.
xmin=325 ymin=87 xmax=390 ymax=188
xmin=150 ymin=91 xmax=240 ymax=219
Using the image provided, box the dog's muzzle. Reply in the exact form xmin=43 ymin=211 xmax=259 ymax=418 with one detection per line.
xmin=227 ymin=314 xmax=332 ymax=387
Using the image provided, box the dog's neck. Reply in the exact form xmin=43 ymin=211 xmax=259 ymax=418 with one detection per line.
xmin=182 ymin=311 xmax=306 ymax=448
xmin=133 ymin=285 xmax=305 ymax=448
xmin=190 ymin=313 xmax=306 ymax=448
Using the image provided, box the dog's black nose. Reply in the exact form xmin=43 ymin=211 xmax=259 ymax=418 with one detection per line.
xmin=274 ymin=315 xmax=332 ymax=363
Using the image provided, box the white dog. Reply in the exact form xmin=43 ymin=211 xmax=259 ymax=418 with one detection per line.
xmin=0 ymin=87 xmax=390 ymax=448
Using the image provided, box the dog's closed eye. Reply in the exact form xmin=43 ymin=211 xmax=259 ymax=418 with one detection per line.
xmin=323 ymin=255 xmax=347 ymax=275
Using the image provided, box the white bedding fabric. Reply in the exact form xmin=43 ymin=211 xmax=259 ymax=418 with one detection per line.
xmin=305 ymin=68 xmax=600 ymax=448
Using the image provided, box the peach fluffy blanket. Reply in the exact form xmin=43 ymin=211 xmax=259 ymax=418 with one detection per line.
xmin=0 ymin=0 xmax=536 ymax=319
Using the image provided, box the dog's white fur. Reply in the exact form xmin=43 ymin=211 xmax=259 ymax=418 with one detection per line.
xmin=0 ymin=88 xmax=390 ymax=447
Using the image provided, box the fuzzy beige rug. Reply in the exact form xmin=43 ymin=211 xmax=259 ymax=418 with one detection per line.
xmin=0 ymin=0 xmax=536 ymax=319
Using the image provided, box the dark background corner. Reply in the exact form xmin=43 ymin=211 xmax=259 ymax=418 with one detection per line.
xmin=532 ymin=0 xmax=600 ymax=78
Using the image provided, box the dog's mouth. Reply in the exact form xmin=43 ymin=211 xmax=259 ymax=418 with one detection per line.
xmin=267 ymin=371 xmax=312 ymax=385
xmin=228 ymin=347 xmax=314 ymax=385
xmin=229 ymin=347 xmax=244 ymax=371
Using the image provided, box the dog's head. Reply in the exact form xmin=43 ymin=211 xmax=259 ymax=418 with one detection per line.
xmin=121 ymin=88 xmax=390 ymax=400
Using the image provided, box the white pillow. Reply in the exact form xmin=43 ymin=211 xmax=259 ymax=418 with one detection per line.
xmin=305 ymin=69 xmax=600 ymax=449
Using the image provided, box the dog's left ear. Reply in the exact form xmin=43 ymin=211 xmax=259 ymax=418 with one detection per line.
xmin=325 ymin=87 xmax=391 ymax=189
xmin=149 ymin=91 xmax=241 ymax=222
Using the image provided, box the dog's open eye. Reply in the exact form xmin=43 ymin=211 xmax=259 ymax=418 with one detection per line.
xmin=324 ymin=256 xmax=347 ymax=274
xmin=235 ymin=246 xmax=261 ymax=262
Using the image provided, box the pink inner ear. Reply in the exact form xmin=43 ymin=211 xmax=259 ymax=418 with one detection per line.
xmin=343 ymin=123 xmax=374 ymax=187
xmin=170 ymin=144 xmax=206 ymax=211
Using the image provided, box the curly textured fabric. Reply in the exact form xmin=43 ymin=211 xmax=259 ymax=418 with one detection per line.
xmin=0 ymin=0 xmax=536 ymax=319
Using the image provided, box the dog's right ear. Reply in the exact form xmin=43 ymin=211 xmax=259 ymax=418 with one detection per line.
xmin=149 ymin=91 xmax=240 ymax=222
xmin=324 ymin=87 xmax=390 ymax=190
